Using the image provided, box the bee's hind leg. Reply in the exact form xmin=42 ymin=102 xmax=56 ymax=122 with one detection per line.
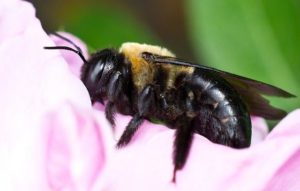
xmin=172 ymin=116 xmax=194 ymax=183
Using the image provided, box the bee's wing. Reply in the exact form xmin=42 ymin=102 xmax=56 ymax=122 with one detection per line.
xmin=144 ymin=53 xmax=295 ymax=119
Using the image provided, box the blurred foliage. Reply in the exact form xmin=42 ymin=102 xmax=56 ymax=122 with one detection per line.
xmin=187 ymin=0 xmax=300 ymax=111
xmin=36 ymin=0 xmax=158 ymax=51
xmin=32 ymin=0 xmax=299 ymax=112
xmin=57 ymin=3 xmax=158 ymax=51
xmin=33 ymin=0 xmax=193 ymax=59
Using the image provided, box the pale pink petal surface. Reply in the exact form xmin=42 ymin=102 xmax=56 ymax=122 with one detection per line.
xmin=0 ymin=0 xmax=110 ymax=190
xmin=250 ymin=117 xmax=268 ymax=145
xmin=43 ymin=103 xmax=113 ymax=191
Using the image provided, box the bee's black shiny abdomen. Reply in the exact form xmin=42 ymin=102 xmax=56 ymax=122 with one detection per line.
xmin=148 ymin=68 xmax=252 ymax=148
xmin=187 ymin=70 xmax=251 ymax=148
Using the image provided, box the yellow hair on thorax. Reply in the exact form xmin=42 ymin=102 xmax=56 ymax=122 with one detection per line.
xmin=119 ymin=42 xmax=194 ymax=92
xmin=119 ymin=43 xmax=175 ymax=91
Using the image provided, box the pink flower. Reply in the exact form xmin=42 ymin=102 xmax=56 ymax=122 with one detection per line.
xmin=0 ymin=0 xmax=108 ymax=190
xmin=1 ymin=0 xmax=299 ymax=190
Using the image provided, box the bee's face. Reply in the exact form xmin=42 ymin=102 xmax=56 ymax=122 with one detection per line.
xmin=81 ymin=49 xmax=119 ymax=103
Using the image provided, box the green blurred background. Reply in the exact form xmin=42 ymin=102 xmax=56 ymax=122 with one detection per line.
xmin=30 ymin=0 xmax=299 ymax=113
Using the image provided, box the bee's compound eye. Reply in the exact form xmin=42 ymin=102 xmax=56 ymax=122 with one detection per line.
xmin=89 ymin=61 xmax=104 ymax=83
xmin=82 ymin=60 xmax=105 ymax=97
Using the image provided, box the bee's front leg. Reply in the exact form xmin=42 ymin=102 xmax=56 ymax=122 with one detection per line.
xmin=104 ymin=71 xmax=124 ymax=127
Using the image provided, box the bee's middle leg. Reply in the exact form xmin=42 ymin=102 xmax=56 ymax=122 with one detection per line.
xmin=117 ymin=85 xmax=155 ymax=147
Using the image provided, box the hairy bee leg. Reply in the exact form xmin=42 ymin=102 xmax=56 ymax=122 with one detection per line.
xmin=105 ymin=101 xmax=116 ymax=127
xmin=116 ymin=85 xmax=155 ymax=147
xmin=116 ymin=114 xmax=144 ymax=148
xmin=172 ymin=117 xmax=194 ymax=183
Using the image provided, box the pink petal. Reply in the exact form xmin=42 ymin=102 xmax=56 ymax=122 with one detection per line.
xmin=43 ymin=103 xmax=113 ymax=190
xmin=0 ymin=0 xmax=32 ymax=43
xmin=267 ymin=109 xmax=300 ymax=139
xmin=250 ymin=117 xmax=268 ymax=145
xmin=0 ymin=1 xmax=103 ymax=190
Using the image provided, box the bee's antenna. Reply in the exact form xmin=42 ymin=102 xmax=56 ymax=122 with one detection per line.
xmin=44 ymin=32 xmax=88 ymax=64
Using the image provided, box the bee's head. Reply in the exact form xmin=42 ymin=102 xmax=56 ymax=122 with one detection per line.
xmin=80 ymin=48 xmax=122 ymax=103
xmin=44 ymin=33 xmax=128 ymax=104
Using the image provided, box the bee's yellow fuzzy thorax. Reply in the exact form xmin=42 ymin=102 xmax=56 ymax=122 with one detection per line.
xmin=119 ymin=42 xmax=194 ymax=92
xmin=120 ymin=43 xmax=175 ymax=91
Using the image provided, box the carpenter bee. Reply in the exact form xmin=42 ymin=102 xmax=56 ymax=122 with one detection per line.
xmin=45 ymin=33 xmax=295 ymax=182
